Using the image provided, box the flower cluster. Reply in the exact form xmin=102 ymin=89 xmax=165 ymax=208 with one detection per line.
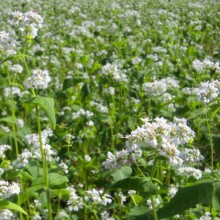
xmin=143 ymin=77 xmax=179 ymax=102
xmin=177 ymin=167 xmax=202 ymax=180
xmin=9 ymin=10 xmax=43 ymax=39
xmin=9 ymin=64 xmax=23 ymax=74
xmin=24 ymin=129 xmax=56 ymax=161
xmin=90 ymin=100 xmax=109 ymax=113
xmin=100 ymin=63 xmax=128 ymax=83
xmin=72 ymin=108 xmax=94 ymax=120
xmin=12 ymin=149 xmax=32 ymax=169
xmin=193 ymin=80 xmax=220 ymax=104
xmin=199 ymin=212 xmax=212 ymax=220
xmin=101 ymin=211 xmax=115 ymax=220
xmin=167 ymin=184 xmax=178 ymax=198
xmin=0 ymin=209 xmax=14 ymax=220
xmin=103 ymin=117 xmax=196 ymax=169
xmin=67 ymin=187 xmax=112 ymax=213
xmin=67 ymin=187 xmax=84 ymax=212
xmin=102 ymin=145 xmax=142 ymax=170
xmin=4 ymin=87 xmax=22 ymax=98
xmin=192 ymin=58 xmax=220 ymax=73
xmin=24 ymin=69 xmax=51 ymax=90
xmin=0 ymin=31 xmax=16 ymax=56
xmin=0 ymin=180 xmax=20 ymax=199
xmin=0 ymin=145 xmax=11 ymax=159
xmin=85 ymin=188 xmax=112 ymax=206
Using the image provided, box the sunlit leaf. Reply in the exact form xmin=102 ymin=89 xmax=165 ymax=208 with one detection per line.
xmin=158 ymin=181 xmax=220 ymax=218
xmin=108 ymin=177 xmax=157 ymax=194
xmin=0 ymin=200 xmax=27 ymax=215
xmin=111 ymin=166 xmax=132 ymax=182
xmin=31 ymin=96 xmax=56 ymax=129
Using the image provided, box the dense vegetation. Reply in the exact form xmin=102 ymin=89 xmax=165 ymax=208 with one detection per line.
xmin=1 ymin=0 xmax=220 ymax=219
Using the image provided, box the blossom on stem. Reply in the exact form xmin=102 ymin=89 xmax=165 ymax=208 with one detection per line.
xmin=24 ymin=69 xmax=51 ymax=90
xmin=9 ymin=10 xmax=43 ymax=39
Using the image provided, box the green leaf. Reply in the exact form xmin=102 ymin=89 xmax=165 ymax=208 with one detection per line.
xmin=52 ymin=189 xmax=70 ymax=200
xmin=31 ymin=96 xmax=56 ymax=129
xmin=127 ymin=206 xmax=152 ymax=220
xmin=132 ymin=194 xmax=144 ymax=205
xmin=212 ymin=135 xmax=220 ymax=154
xmin=107 ymin=177 xmax=157 ymax=194
xmin=0 ymin=116 xmax=16 ymax=124
xmin=16 ymin=127 xmax=31 ymax=139
xmin=21 ymin=184 xmax=44 ymax=203
xmin=128 ymin=206 xmax=151 ymax=216
xmin=188 ymin=107 xmax=209 ymax=119
xmin=0 ymin=56 xmax=14 ymax=65
xmin=49 ymin=173 xmax=69 ymax=189
xmin=25 ymin=160 xmax=43 ymax=179
xmin=157 ymin=181 xmax=220 ymax=219
xmin=111 ymin=166 xmax=132 ymax=182
xmin=17 ymin=171 xmax=34 ymax=181
xmin=81 ymin=83 xmax=90 ymax=99
xmin=99 ymin=115 xmax=113 ymax=125
xmin=32 ymin=173 xmax=68 ymax=190
xmin=0 ymin=200 xmax=27 ymax=215
xmin=208 ymin=104 xmax=220 ymax=120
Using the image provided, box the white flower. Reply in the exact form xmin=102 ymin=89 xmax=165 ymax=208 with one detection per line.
xmin=10 ymin=64 xmax=23 ymax=73
xmin=177 ymin=167 xmax=202 ymax=179
xmin=0 ymin=145 xmax=11 ymax=159
xmin=146 ymin=196 xmax=161 ymax=210
xmin=0 ymin=31 xmax=16 ymax=56
xmin=56 ymin=210 xmax=69 ymax=219
xmin=17 ymin=118 xmax=24 ymax=128
xmin=100 ymin=63 xmax=128 ymax=83
xmin=84 ymin=155 xmax=91 ymax=162
xmin=192 ymin=58 xmax=220 ymax=73
xmin=24 ymin=69 xmax=51 ymax=90
xmin=4 ymin=87 xmax=21 ymax=98
xmin=103 ymin=117 xmax=196 ymax=169
xmin=199 ymin=212 xmax=212 ymax=220
xmin=67 ymin=187 xmax=84 ymax=212
xmin=193 ymin=80 xmax=220 ymax=104
xmin=12 ymin=149 xmax=32 ymax=168
xmin=143 ymin=77 xmax=179 ymax=97
xmin=101 ymin=211 xmax=115 ymax=220
xmin=86 ymin=189 xmax=112 ymax=206
xmin=0 ymin=209 xmax=14 ymax=220
xmin=168 ymin=185 xmax=178 ymax=198
xmin=9 ymin=10 xmax=43 ymax=39
xmin=25 ymin=129 xmax=55 ymax=161
xmin=0 ymin=180 xmax=20 ymax=199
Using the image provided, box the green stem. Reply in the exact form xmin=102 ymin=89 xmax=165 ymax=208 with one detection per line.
xmin=151 ymin=196 xmax=158 ymax=220
xmin=7 ymin=70 xmax=24 ymax=220
xmin=150 ymin=158 xmax=158 ymax=181
xmin=83 ymin=203 xmax=99 ymax=220
xmin=57 ymin=192 xmax=61 ymax=215
xmin=148 ymin=99 xmax=151 ymax=117
xmin=36 ymin=106 xmax=52 ymax=220
xmin=131 ymin=195 xmax=137 ymax=206
xmin=83 ymin=141 xmax=88 ymax=220
xmin=22 ymin=55 xmax=36 ymax=97
xmin=206 ymin=112 xmax=214 ymax=172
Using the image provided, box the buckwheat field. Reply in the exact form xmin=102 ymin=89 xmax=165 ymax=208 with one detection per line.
xmin=1 ymin=0 xmax=220 ymax=219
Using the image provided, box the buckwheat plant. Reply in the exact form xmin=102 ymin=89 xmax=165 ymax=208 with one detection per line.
xmin=24 ymin=69 xmax=51 ymax=90
xmin=0 ymin=31 xmax=16 ymax=56
xmin=188 ymin=80 xmax=220 ymax=171
xmin=192 ymin=80 xmax=220 ymax=104
xmin=9 ymin=10 xmax=43 ymax=39
xmin=1 ymin=0 xmax=220 ymax=219
xmin=103 ymin=117 xmax=196 ymax=169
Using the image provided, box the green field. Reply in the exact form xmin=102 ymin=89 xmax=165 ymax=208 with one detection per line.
xmin=1 ymin=0 xmax=220 ymax=219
